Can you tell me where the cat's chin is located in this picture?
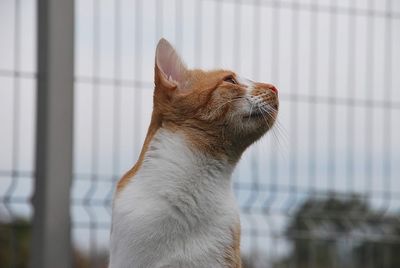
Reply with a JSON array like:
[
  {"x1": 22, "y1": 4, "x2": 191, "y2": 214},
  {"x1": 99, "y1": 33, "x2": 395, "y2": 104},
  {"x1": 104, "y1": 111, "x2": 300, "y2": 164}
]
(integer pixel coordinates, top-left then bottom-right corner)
[
  {"x1": 241, "y1": 110, "x2": 277, "y2": 128},
  {"x1": 237, "y1": 113, "x2": 277, "y2": 143}
]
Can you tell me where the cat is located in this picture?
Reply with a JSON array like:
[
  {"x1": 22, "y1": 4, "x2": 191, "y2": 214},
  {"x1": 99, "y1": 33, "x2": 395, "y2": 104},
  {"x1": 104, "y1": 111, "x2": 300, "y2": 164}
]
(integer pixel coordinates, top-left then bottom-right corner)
[{"x1": 110, "y1": 38, "x2": 279, "y2": 268}]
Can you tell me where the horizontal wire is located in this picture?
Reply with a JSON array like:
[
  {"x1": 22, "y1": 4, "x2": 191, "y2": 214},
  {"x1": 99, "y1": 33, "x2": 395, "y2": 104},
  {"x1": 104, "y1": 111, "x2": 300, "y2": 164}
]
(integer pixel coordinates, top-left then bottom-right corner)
[
  {"x1": 204, "y1": 0, "x2": 400, "y2": 20},
  {"x1": 2, "y1": 70, "x2": 398, "y2": 110},
  {"x1": 0, "y1": 69, "x2": 36, "y2": 79}
]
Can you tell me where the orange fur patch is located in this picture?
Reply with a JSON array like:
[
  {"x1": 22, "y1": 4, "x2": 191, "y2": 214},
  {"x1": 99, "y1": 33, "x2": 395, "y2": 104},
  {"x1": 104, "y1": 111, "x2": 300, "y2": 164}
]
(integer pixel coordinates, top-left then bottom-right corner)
[
  {"x1": 116, "y1": 67, "x2": 278, "y2": 193},
  {"x1": 117, "y1": 69, "x2": 247, "y2": 191},
  {"x1": 117, "y1": 49, "x2": 278, "y2": 190}
]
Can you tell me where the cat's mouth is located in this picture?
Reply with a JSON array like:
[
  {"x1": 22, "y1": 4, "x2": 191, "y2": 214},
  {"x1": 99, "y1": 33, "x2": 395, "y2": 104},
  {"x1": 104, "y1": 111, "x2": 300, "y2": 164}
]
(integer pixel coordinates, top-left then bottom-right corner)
[{"x1": 243, "y1": 111, "x2": 265, "y2": 119}]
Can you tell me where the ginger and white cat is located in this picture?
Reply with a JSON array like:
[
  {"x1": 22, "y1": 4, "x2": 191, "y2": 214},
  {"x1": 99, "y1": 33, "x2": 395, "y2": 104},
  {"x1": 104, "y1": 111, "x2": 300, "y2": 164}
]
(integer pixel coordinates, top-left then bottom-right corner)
[{"x1": 110, "y1": 38, "x2": 279, "y2": 268}]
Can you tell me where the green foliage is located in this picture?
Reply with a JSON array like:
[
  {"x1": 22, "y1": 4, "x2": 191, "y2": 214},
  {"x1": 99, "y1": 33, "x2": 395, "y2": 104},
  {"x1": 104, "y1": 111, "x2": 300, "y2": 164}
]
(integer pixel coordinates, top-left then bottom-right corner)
[
  {"x1": 276, "y1": 195, "x2": 400, "y2": 268},
  {"x1": 1, "y1": 198, "x2": 399, "y2": 268},
  {"x1": 0, "y1": 219, "x2": 31, "y2": 268},
  {"x1": 0, "y1": 219, "x2": 108, "y2": 268}
]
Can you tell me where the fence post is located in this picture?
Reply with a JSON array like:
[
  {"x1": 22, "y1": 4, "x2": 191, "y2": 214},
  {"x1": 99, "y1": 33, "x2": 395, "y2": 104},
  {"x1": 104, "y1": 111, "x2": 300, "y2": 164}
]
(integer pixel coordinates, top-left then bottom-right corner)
[{"x1": 31, "y1": 0, "x2": 74, "y2": 267}]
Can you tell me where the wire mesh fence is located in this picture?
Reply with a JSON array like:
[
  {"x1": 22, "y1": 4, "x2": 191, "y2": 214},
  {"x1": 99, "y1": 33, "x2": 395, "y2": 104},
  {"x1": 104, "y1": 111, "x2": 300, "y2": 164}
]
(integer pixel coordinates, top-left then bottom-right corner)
[
  {"x1": 0, "y1": 0, "x2": 36, "y2": 267},
  {"x1": 1, "y1": 0, "x2": 400, "y2": 267}
]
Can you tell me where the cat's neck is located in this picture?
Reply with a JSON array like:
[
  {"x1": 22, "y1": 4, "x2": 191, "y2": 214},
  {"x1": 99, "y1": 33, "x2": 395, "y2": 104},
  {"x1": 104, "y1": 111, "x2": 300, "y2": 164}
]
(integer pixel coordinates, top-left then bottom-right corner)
[
  {"x1": 140, "y1": 127, "x2": 235, "y2": 186},
  {"x1": 160, "y1": 121, "x2": 244, "y2": 164}
]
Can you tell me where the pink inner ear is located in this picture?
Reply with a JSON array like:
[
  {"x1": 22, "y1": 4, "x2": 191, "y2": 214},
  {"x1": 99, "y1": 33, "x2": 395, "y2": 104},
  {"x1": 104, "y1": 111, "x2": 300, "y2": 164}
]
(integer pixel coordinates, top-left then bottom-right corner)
[{"x1": 156, "y1": 39, "x2": 187, "y2": 85}]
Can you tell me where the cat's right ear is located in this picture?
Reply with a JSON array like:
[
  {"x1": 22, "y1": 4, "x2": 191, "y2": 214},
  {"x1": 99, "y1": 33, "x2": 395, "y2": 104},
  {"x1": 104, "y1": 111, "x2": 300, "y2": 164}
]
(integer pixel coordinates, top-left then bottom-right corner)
[{"x1": 154, "y1": 38, "x2": 187, "y2": 91}]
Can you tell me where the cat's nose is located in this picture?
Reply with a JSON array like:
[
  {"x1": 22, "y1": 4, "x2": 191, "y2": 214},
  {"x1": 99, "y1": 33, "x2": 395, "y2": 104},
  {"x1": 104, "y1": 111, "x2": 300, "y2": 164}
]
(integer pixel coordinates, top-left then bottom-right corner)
[{"x1": 255, "y1": 83, "x2": 278, "y2": 95}]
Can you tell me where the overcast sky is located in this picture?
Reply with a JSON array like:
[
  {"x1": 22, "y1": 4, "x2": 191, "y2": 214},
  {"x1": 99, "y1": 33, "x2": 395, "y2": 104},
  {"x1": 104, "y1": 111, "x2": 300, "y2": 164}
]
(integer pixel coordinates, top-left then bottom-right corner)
[{"x1": 1, "y1": 0, "x2": 400, "y2": 258}]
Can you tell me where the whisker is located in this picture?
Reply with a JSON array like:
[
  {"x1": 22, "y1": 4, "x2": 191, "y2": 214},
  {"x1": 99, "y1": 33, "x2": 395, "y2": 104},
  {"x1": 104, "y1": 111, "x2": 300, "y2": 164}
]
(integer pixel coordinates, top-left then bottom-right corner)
[
  {"x1": 213, "y1": 97, "x2": 244, "y2": 114},
  {"x1": 257, "y1": 107, "x2": 284, "y2": 155},
  {"x1": 257, "y1": 105, "x2": 289, "y2": 161},
  {"x1": 247, "y1": 103, "x2": 254, "y2": 124}
]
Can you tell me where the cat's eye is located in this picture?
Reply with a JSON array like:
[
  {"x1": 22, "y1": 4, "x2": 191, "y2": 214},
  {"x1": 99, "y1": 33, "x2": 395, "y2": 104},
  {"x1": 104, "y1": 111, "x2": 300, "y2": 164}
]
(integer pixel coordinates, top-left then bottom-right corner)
[{"x1": 223, "y1": 76, "x2": 237, "y2": 85}]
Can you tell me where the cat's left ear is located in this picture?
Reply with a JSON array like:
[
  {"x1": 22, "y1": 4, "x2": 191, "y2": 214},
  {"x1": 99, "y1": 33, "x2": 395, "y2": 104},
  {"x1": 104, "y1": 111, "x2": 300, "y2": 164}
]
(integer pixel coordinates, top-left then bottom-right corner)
[{"x1": 154, "y1": 38, "x2": 187, "y2": 90}]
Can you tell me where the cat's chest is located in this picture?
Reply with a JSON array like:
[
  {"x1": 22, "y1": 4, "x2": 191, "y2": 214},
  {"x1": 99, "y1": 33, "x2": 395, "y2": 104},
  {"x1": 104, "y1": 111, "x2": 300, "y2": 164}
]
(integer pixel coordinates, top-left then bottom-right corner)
[
  {"x1": 112, "y1": 183, "x2": 239, "y2": 268},
  {"x1": 110, "y1": 130, "x2": 240, "y2": 267},
  {"x1": 112, "y1": 172, "x2": 239, "y2": 268}
]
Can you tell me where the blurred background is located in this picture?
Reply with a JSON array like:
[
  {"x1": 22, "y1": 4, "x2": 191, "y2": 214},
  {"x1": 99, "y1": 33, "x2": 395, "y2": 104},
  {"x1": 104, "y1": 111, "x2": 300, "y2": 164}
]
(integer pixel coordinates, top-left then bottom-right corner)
[{"x1": 1, "y1": 0, "x2": 400, "y2": 267}]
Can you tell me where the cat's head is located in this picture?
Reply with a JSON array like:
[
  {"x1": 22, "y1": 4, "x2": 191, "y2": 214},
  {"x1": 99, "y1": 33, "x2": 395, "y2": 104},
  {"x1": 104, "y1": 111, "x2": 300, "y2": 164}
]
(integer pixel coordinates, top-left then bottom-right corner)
[{"x1": 152, "y1": 38, "x2": 278, "y2": 160}]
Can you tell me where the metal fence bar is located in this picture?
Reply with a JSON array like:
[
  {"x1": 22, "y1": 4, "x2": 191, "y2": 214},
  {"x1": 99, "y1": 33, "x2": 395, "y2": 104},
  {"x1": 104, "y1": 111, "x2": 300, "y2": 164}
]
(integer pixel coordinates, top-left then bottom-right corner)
[
  {"x1": 4, "y1": 1, "x2": 22, "y2": 266},
  {"x1": 31, "y1": 0, "x2": 74, "y2": 267}
]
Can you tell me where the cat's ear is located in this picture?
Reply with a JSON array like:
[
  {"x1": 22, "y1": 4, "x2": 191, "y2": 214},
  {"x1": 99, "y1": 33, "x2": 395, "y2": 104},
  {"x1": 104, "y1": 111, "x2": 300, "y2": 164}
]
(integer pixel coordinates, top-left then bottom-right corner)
[{"x1": 154, "y1": 38, "x2": 187, "y2": 90}]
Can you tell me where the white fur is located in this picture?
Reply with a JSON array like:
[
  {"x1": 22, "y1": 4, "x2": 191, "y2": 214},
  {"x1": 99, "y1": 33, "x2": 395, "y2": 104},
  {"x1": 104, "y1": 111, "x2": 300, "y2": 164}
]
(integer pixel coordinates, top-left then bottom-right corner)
[
  {"x1": 236, "y1": 76, "x2": 254, "y2": 92},
  {"x1": 110, "y1": 128, "x2": 240, "y2": 268}
]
